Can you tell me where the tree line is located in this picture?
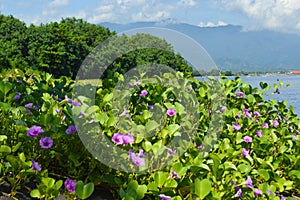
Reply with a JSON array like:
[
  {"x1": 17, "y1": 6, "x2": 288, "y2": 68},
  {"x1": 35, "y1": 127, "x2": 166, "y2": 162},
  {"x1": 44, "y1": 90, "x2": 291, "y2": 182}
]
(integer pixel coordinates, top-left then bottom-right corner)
[{"x1": 0, "y1": 15, "x2": 193, "y2": 79}]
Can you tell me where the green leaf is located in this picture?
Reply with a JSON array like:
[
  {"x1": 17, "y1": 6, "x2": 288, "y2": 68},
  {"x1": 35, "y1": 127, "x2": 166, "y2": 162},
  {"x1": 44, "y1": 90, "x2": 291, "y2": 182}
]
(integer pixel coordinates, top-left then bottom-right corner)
[
  {"x1": 153, "y1": 172, "x2": 168, "y2": 187},
  {"x1": 258, "y1": 169, "x2": 270, "y2": 181},
  {"x1": 195, "y1": 178, "x2": 212, "y2": 199},
  {"x1": 54, "y1": 180, "x2": 63, "y2": 190},
  {"x1": 0, "y1": 135, "x2": 7, "y2": 142},
  {"x1": 135, "y1": 184, "x2": 147, "y2": 200},
  {"x1": 0, "y1": 145, "x2": 11, "y2": 153},
  {"x1": 75, "y1": 181, "x2": 94, "y2": 200},
  {"x1": 30, "y1": 189, "x2": 41, "y2": 198},
  {"x1": 103, "y1": 93, "x2": 113, "y2": 102},
  {"x1": 145, "y1": 120, "x2": 159, "y2": 132},
  {"x1": 95, "y1": 112, "x2": 109, "y2": 125}
]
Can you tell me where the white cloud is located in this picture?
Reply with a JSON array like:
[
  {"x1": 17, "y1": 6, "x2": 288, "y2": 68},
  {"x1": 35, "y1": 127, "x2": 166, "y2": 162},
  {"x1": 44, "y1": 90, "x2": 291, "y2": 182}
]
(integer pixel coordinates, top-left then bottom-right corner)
[
  {"x1": 198, "y1": 21, "x2": 228, "y2": 27},
  {"x1": 49, "y1": 0, "x2": 69, "y2": 8},
  {"x1": 218, "y1": 0, "x2": 300, "y2": 33},
  {"x1": 178, "y1": 0, "x2": 197, "y2": 8}
]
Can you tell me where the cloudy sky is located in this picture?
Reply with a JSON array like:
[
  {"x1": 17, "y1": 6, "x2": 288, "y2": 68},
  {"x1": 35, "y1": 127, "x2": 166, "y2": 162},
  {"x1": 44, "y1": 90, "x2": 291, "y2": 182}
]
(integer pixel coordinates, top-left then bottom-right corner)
[{"x1": 1, "y1": 0, "x2": 300, "y2": 34}]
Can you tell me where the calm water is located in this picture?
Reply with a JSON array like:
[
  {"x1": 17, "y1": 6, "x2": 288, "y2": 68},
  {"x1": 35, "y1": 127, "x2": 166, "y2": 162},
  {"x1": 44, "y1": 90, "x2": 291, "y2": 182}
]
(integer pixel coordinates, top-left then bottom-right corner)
[{"x1": 234, "y1": 75, "x2": 300, "y2": 117}]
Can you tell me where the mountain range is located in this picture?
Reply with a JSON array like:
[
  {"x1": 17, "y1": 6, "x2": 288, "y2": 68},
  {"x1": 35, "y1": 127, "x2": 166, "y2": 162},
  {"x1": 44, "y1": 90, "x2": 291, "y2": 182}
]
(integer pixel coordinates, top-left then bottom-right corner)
[{"x1": 100, "y1": 21, "x2": 300, "y2": 72}]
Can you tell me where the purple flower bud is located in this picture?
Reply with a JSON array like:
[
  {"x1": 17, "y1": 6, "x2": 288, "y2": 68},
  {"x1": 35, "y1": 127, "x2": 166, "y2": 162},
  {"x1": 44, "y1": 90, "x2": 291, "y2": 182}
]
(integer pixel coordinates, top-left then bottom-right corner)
[
  {"x1": 253, "y1": 111, "x2": 261, "y2": 117},
  {"x1": 221, "y1": 106, "x2": 227, "y2": 113},
  {"x1": 31, "y1": 160, "x2": 41, "y2": 171},
  {"x1": 237, "y1": 91, "x2": 244, "y2": 98},
  {"x1": 159, "y1": 194, "x2": 172, "y2": 200},
  {"x1": 262, "y1": 122, "x2": 269, "y2": 128},
  {"x1": 14, "y1": 93, "x2": 21, "y2": 100},
  {"x1": 244, "y1": 176, "x2": 253, "y2": 188},
  {"x1": 25, "y1": 103, "x2": 33, "y2": 108},
  {"x1": 66, "y1": 125, "x2": 77, "y2": 134},
  {"x1": 272, "y1": 120, "x2": 279, "y2": 128},
  {"x1": 254, "y1": 189, "x2": 262, "y2": 197},
  {"x1": 242, "y1": 148, "x2": 250, "y2": 157},
  {"x1": 129, "y1": 149, "x2": 145, "y2": 167}
]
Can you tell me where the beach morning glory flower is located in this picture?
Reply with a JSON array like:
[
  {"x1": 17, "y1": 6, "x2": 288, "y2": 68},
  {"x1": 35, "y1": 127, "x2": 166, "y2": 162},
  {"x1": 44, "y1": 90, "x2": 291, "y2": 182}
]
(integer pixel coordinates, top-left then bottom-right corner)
[
  {"x1": 253, "y1": 111, "x2": 261, "y2": 117},
  {"x1": 64, "y1": 178, "x2": 76, "y2": 193},
  {"x1": 242, "y1": 148, "x2": 250, "y2": 157},
  {"x1": 254, "y1": 189, "x2": 262, "y2": 197},
  {"x1": 166, "y1": 108, "x2": 176, "y2": 117},
  {"x1": 280, "y1": 195, "x2": 286, "y2": 200},
  {"x1": 236, "y1": 113, "x2": 241, "y2": 119},
  {"x1": 122, "y1": 133, "x2": 134, "y2": 145},
  {"x1": 243, "y1": 136, "x2": 252, "y2": 143},
  {"x1": 158, "y1": 194, "x2": 172, "y2": 200},
  {"x1": 31, "y1": 160, "x2": 41, "y2": 171},
  {"x1": 237, "y1": 91, "x2": 244, "y2": 98},
  {"x1": 27, "y1": 126, "x2": 44, "y2": 138},
  {"x1": 233, "y1": 122, "x2": 241, "y2": 131},
  {"x1": 39, "y1": 137, "x2": 53, "y2": 149},
  {"x1": 129, "y1": 149, "x2": 145, "y2": 167},
  {"x1": 296, "y1": 130, "x2": 300, "y2": 135},
  {"x1": 120, "y1": 108, "x2": 130, "y2": 117},
  {"x1": 66, "y1": 125, "x2": 77, "y2": 134},
  {"x1": 167, "y1": 148, "x2": 176, "y2": 156},
  {"x1": 256, "y1": 130, "x2": 262, "y2": 137},
  {"x1": 112, "y1": 132, "x2": 124, "y2": 145},
  {"x1": 272, "y1": 120, "x2": 279, "y2": 128},
  {"x1": 244, "y1": 176, "x2": 253, "y2": 188},
  {"x1": 169, "y1": 171, "x2": 180, "y2": 179},
  {"x1": 148, "y1": 105, "x2": 153, "y2": 110},
  {"x1": 291, "y1": 134, "x2": 297, "y2": 140},
  {"x1": 138, "y1": 149, "x2": 146, "y2": 158},
  {"x1": 25, "y1": 103, "x2": 33, "y2": 108},
  {"x1": 234, "y1": 187, "x2": 243, "y2": 198},
  {"x1": 14, "y1": 93, "x2": 21, "y2": 100},
  {"x1": 262, "y1": 122, "x2": 269, "y2": 128},
  {"x1": 243, "y1": 109, "x2": 253, "y2": 119},
  {"x1": 221, "y1": 106, "x2": 227, "y2": 113},
  {"x1": 139, "y1": 90, "x2": 148, "y2": 97}
]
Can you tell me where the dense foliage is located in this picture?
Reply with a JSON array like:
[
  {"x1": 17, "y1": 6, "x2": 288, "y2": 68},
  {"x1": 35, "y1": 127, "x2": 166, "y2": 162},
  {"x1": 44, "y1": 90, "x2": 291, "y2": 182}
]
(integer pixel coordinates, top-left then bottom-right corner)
[
  {"x1": 0, "y1": 15, "x2": 192, "y2": 79},
  {"x1": 0, "y1": 68, "x2": 299, "y2": 199}
]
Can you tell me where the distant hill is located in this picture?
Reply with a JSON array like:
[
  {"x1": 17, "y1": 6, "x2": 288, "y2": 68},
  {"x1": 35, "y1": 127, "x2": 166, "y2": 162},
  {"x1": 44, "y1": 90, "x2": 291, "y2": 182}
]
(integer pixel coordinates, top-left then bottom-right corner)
[{"x1": 100, "y1": 21, "x2": 300, "y2": 72}]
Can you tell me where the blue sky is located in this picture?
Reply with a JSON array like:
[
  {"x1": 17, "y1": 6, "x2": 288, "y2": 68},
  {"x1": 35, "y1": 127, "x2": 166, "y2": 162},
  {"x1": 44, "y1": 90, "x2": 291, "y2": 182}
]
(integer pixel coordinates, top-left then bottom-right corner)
[{"x1": 1, "y1": 0, "x2": 300, "y2": 34}]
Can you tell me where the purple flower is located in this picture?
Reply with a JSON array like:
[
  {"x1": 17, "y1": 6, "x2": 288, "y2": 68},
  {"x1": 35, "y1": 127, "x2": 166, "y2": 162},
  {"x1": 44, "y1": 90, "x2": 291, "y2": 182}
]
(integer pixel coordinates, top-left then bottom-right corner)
[
  {"x1": 129, "y1": 149, "x2": 145, "y2": 167},
  {"x1": 169, "y1": 171, "x2": 180, "y2": 179},
  {"x1": 253, "y1": 111, "x2": 261, "y2": 117},
  {"x1": 27, "y1": 126, "x2": 44, "y2": 138},
  {"x1": 169, "y1": 98, "x2": 174, "y2": 102},
  {"x1": 237, "y1": 91, "x2": 244, "y2": 98},
  {"x1": 289, "y1": 126, "x2": 294, "y2": 131},
  {"x1": 291, "y1": 134, "x2": 297, "y2": 140},
  {"x1": 66, "y1": 125, "x2": 77, "y2": 134},
  {"x1": 243, "y1": 109, "x2": 253, "y2": 119},
  {"x1": 280, "y1": 195, "x2": 286, "y2": 200},
  {"x1": 14, "y1": 93, "x2": 21, "y2": 100},
  {"x1": 236, "y1": 113, "x2": 241, "y2": 119},
  {"x1": 243, "y1": 136, "x2": 252, "y2": 143},
  {"x1": 31, "y1": 160, "x2": 41, "y2": 171},
  {"x1": 39, "y1": 137, "x2": 53, "y2": 149},
  {"x1": 166, "y1": 108, "x2": 176, "y2": 117},
  {"x1": 133, "y1": 80, "x2": 141, "y2": 86},
  {"x1": 138, "y1": 149, "x2": 146, "y2": 158},
  {"x1": 256, "y1": 130, "x2": 262, "y2": 137},
  {"x1": 112, "y1": 132, "x2": 134, "y2": 145},
  {"x1": 148, "y1": 105, "x2": 153, "y2": 110},
  {"x1": 167, "y1": 148, "x2": 176, "y2": 156},
  {"x1": 254, "y1": 189, "x2": 262, "y2": 197},
  {"x1": 262, "y1": 122, "x2": 269, "y2": 128},
  {"x1": 272, "y1": 120, "x2": 279, "y2": 128},
  {"x1": 221, "y1": 106, "x2": 227, "y2": 113},
  {"x1": 278, "y1": 115, "x2": 282, "y2": 120},
  {"x1": 296, "y1": 130, "x2": 300, "y2": 135},
  {"x1": 65, "y1": 95, "x2": 81, "y2": 107},
  {"x1": 244, "y1": 176, "x2": 253, "y2": 188},
  {"x1": 242, "y1": 148, "x2": 250, "y2": 157},
  {"x1": 122, "y1": 133, "x2": 134, "y2": 145},
  {"x1": 233, "y1": 122, "x2": 241, "y2": 131},
  {"x1": 120, "y1": 108, "x2": 130, "y2": 117},
  {"x1": 64, "y1": 178, "x2": 76, "y2": 193},
  {"x1": 234, "y1": 187, "x2": 243, "y2": 198},
  {"x1": 139, "y1": 90, "x2": 148, "y2": 97},
  {"x1": 158, "y1": 194, "x2": 172, "y2": 200},
  {"x1": 25, "y1": 103, "x2": 33, "y2": 108},
  {"x1": 112, "y1": 132, "x2": 124, "y2": 145},
  {"x1": 79, "y1": 111, "x2": 85, "y2": 116}
]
